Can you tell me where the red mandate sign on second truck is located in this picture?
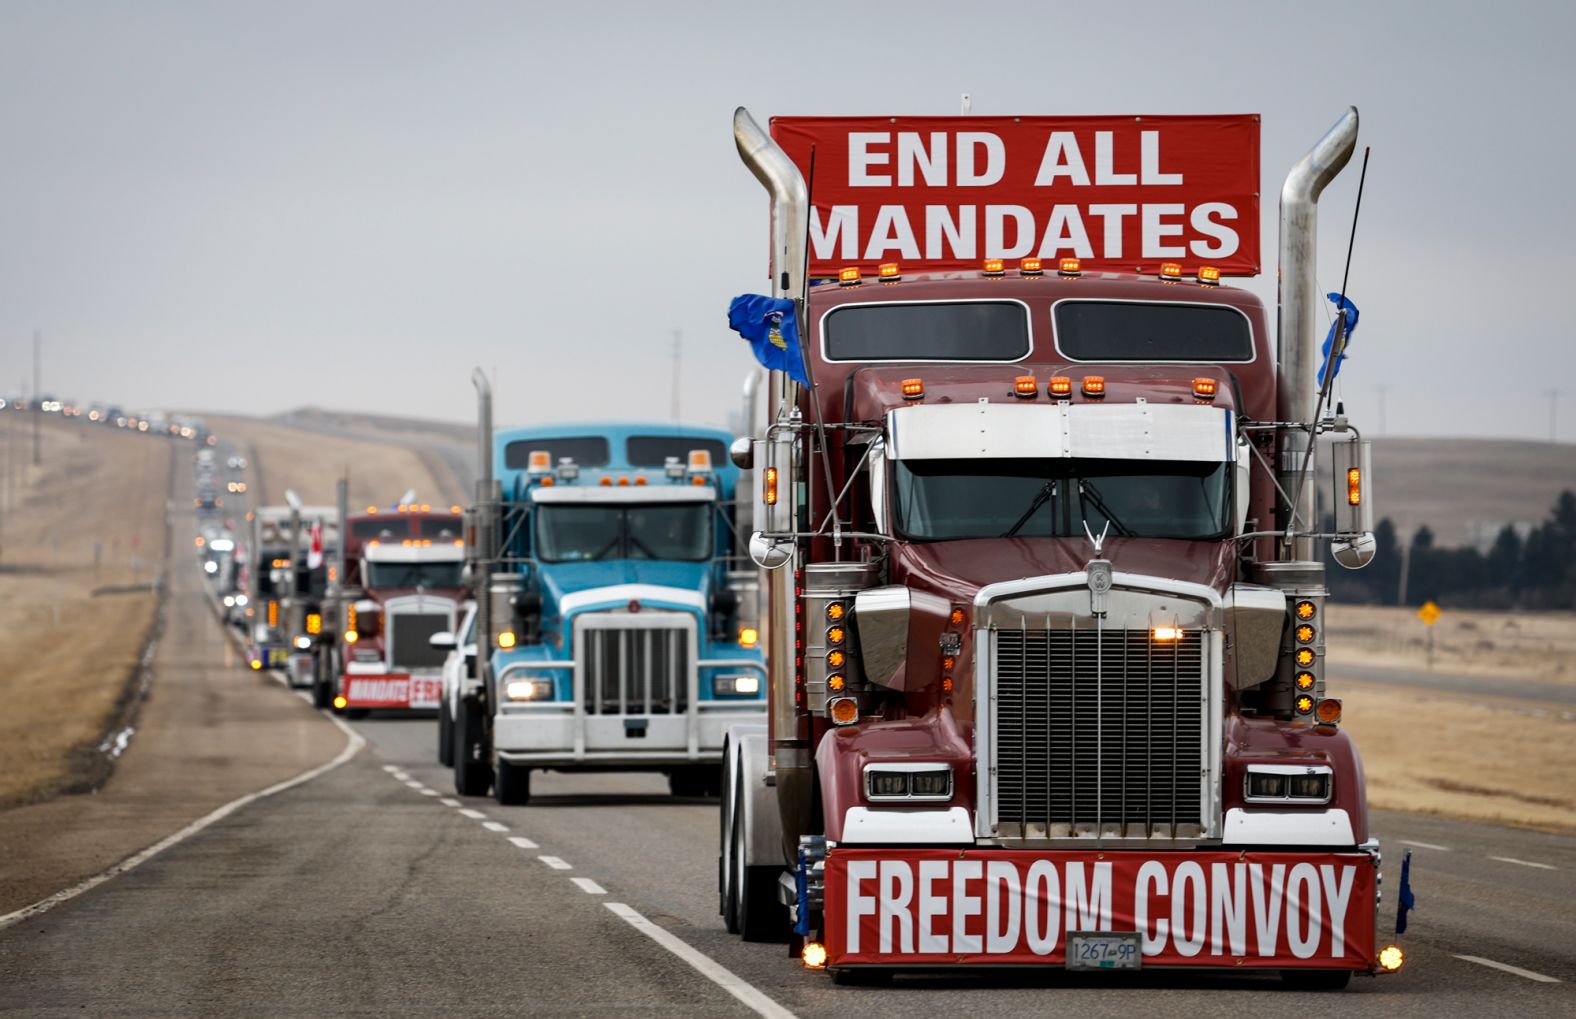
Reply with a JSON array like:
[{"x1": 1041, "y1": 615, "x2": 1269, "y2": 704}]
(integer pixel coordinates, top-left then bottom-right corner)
[
  {"x1": 825, "y1": 849, "x2": 1376, "y2": 968},
  {"x1": 770, "y1": 115, "x2": 1260, "y2": 277}
]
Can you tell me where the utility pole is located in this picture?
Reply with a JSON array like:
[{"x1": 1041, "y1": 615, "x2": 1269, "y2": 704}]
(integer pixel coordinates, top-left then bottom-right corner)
[
  {"x1": 1545, "y1": 389, "x2": 1561, "y2": 443},
  {"x1": 670, "y1": 329, "x2": 683, "y2": 421},
  {"x1": 32, "y1": 329, "x2": 41, "y2": 466}
]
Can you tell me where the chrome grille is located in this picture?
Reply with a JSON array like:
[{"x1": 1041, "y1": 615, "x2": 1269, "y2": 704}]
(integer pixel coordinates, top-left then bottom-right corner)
[
  {"x1": 389, "y1": 613, "x2": 448, "y2": 669},
  {"x1": 993, "y1": 626, "x2": 1204, "y2": 839},
  {"x1": 582, "y1": 624, "x2": 690, "y2": 715}
]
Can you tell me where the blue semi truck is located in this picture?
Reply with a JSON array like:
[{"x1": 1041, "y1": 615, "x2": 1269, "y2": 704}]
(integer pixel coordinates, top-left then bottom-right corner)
[{"x1": 444, "y1": 379, "x2": 766, "y2": 804}]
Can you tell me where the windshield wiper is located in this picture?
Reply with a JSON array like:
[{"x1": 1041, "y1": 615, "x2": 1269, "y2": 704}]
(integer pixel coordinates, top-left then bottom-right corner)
[
  {"x1": 1077, "y1": 479, "x2": 1133, "y2": 538},
  {"x1": 1002, "y1": 480, "x2": 1057, "y2": 538}
]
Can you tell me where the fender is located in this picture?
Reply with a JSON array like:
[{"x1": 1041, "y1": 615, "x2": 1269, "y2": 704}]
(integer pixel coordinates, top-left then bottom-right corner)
[
  {"x1": 816, "y1": 706, "x2": 974, "y2": 844},
  {"x1": 1223, "y1": 713, "x2": 1368, "y2": 844}
]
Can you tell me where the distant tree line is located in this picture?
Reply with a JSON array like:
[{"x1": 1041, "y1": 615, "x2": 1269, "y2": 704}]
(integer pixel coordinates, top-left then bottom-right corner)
[{"x1": 1326, "y1": 490, "x2": 1576, "y2": 609}]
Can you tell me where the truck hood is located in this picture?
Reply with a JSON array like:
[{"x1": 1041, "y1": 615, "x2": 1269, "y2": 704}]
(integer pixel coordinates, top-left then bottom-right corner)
[
  {"x1": 891, "y1": 536, "x2": 1235, "y2": 605},
  {"x1": 537, "y1": 560, "x2": 711, "y2": 616}
]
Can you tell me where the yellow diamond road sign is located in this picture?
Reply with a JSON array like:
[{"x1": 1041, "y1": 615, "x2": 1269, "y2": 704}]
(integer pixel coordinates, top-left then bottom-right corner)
[{"x1": 1418, "y1": 600, "x2": 1441, "y2": 626}]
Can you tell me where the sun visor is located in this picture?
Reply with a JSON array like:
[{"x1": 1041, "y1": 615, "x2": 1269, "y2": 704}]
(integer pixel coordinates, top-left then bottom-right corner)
[{"x1": 887, "y1": 401, "x2": 1233, "y2": 463}]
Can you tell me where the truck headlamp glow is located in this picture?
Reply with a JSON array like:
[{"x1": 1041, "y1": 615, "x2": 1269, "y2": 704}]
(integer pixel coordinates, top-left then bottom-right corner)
[
  {"x1": 1246, "y1": 766, "x2": 1331, "y2": 803},
  {"x1": 294, "y1": 635, "x2": 312, "y2": 651},
  {"x1": 737, "y1": 626, "x2": 759, "y2": 648},
  {"x1": 712, "y1": 675, "x2": 761, "y2": 696},
  {"x1": 497, "y1": 630, "x2": 517, "y2": 649},
  {"x1": 1151, "y1": 626, "x2": 1183, "y2": 642},
  {"x1": 1378, "y1": 944, "x2": 1405, "y2": 972},
  {"x1": 344, "y1": 629, "x2": 358, "y2": 644},
  {"x1": 505, "y1": 678, "x2": 554, "y2": 701}
]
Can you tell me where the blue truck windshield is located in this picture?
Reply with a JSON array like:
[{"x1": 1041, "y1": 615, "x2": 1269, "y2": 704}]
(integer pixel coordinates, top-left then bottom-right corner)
[
  {"x1": 893, "y1": 458, "x2": 1231, "y2": 541},
  {"x1": 535, "y1": 503, "x2": 712, "y2": 563},
  {"x1": 365, "y1": 561, "x2": 465, "y2": 588}
]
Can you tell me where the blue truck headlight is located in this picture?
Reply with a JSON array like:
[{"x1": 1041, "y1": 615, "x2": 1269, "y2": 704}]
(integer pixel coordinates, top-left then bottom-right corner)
[
  {"x1": 712, "y1": 675, "x2": 761, "y2": 697},
  {"x1": 505, "y1": 678, "x2": 555, "y2": 702}
]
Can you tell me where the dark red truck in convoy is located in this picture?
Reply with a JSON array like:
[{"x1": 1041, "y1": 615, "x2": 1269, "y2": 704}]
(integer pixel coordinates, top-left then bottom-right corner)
[{"x1": 717, "y1": 107, "x2": 1404, "y2": 987}]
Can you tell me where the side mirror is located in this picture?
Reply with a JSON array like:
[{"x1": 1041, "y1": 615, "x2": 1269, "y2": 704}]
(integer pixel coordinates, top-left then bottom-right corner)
[
  {"x1": 1332, "y1": 533, "x2": 1377, "y2": 570},
  {"x1": 748, "y1": 531, "x2": 793, "y2": 569},
  {"x1": 429, "y1": 631, "x2": 457, "y2": 650},
  {"x1": 729, "y1": 436, "x2": 753, "y2": 470},
  {"x1": 1330, "y1": 440, "x2": 1375, "y2": 570}
]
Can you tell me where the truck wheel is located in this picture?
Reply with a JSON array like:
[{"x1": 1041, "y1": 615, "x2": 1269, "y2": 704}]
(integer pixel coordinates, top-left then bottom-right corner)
[
  {"x1": 437, "y1": 690, "x2": 454, "y2": 767},
  {"x1": 453, "y1": 697, "x2": 491, "y2": 797},
  {"x1": 720, "y1": 756, "x2": 738, "y2": 929},
  {"x1": 733, "y1": 784, "x2": 786, "y2": 942},
  {"x1": 494, "y1": 760, "x2": 531, "y2": 806},
  {"x1": 1280, "y1": 969, "x2": 1352, "y2": 991},
  {"x1": 311, "y1": 669, "x2": 333, "y2": 710}
]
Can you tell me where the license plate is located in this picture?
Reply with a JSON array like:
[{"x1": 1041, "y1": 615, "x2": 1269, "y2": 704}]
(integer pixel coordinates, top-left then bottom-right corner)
[{"x1": 1066, "y1": 931, "x2": 1141, "y2": 971}]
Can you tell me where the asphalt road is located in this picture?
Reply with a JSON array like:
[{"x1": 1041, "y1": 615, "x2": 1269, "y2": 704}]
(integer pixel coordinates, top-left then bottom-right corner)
[{"x1": 2, "y1": 457, "x2": 1574, "y2": 1015}]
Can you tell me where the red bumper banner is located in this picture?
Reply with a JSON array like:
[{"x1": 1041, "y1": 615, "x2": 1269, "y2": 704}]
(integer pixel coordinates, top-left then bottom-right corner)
[
  {"x1": 343, "y1": 675, "x2": 442, "y2": 709},
  {"x1": 770, "y1": 115, "x2": 1260, "y2": 277},
  {"x1": 824, "y1": 848, "x2": 1376, "y2": 968}
]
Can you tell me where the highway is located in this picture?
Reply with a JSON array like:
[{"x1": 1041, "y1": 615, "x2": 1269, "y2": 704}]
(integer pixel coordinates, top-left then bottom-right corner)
[{"x1": 2, "y1": 455, "x2": 1574, "y2": 1017}]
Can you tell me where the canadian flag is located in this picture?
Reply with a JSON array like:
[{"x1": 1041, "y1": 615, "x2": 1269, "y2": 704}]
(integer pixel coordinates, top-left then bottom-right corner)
[{"x1": 307, "y1": 520, "x2": 324, "y2": 570}]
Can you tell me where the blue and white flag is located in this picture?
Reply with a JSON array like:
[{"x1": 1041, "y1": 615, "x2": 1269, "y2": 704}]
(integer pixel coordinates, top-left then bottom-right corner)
[
  {"x1": 1317, "y1": 292, "x2": 1360, "y2": 388},
  {"x1": 728, "y1": 294, "x2": 809, "y2": 386}
]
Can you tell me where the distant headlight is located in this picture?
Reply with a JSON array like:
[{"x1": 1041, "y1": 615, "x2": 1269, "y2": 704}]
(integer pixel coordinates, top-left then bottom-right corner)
[
  {"x1": 294, "y1": 636, "x2": 312, "y2": 650},
  {"x1": 234, "y1": 594, "x2": 249, "y2": 607},
  {"x1": 712, "y1": 675, "x2": 761, "y2": 697},
  {"x1": 203, "y1": 560, "x2": 219, "y2": 574},
  {"x1": 223, "y1": 595, "x2": 236, "y2": 607},
  {"x1": 505, "y1": 678, "x2": 555, "y2": 702}
]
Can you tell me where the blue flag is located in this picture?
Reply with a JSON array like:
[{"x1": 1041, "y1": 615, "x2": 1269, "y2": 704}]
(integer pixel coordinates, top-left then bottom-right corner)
[
  {"x1": 1317, "y1": 292, "x2": 1360, "y2": 388},
  {"x1": 728, "y1": 294, "x2": 809, "y2": 385}
]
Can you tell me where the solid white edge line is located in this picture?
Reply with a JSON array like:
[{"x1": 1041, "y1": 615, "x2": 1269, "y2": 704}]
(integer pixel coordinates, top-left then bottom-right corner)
[
  {"x1": 570, "y1": 878, "x2": 606, "y2": 895},
  {"x1": 0, "y1": 713, "x2": 365, "y2": 932},
  {"x1": 604, "y1": 902, "x2": 797, "y2": 1019},
  {"x1": 508, "y1": 836, "x2": 539, "y2": 850},
  {"x1": 1398, "y1": 839, "x2": 1451, "y2": 851},
  {"x1": 538, "y1": 856, "x2": 573, "y2": 870},
  {"x1": 1454, "y1": 954, "x2": 1561, "y2": 983},
  {"x1": 1489, "y1": 856, "x2": 1557, "y2": 870},
  {"x1": 482, "y1": 821, "x2": 510, "y2": 833}
]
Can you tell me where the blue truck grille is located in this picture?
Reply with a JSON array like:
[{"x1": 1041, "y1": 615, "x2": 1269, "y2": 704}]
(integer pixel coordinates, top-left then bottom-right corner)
[{"x1": 582, "y1": 624, "x2": 689, "y2": 715}]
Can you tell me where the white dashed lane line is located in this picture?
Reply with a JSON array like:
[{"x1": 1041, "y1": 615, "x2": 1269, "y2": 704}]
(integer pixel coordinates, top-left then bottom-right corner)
[
  {"x1": 420, "y1": 788, "x2": 439, "y2": 796},
  {"x1": 439, "y1": 797, "x2": 461, "y2": 808},
  {"x1": 1490, "y1": 856, "x2": 1557, "y2": 871},
  {"x1": 539, "y1": 856, "x2": 573, "y2": 870},
  {"x1": 1398, "y1": 839, "x2": 1451, "y2": 851},
  {"x1": 571, "y1": 878, "x2": 607, "y2": 895},
  {"x1": 404, "y1": 780, "x2": 425, "y2": 790},
  {"x1": 482, "y1": 821, "x2": 510, "y2": 833},
  {"x1": 458, "y1": 808, "x2": 488, "y2": 820},
  {"x1": 381, "y1": 765, "x2": 400, "y2": 773},
  {"x1": 508, "y1": 836, "x2": 539, "y2": 850},
  {"x1": 1454, "y1": 955, "x2": 1562, "y2": 983}
]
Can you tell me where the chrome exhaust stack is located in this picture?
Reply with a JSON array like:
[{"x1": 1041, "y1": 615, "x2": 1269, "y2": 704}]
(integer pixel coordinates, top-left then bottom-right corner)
[
  {"x1": 1276, "y1": 107, "x2": 1358, "y2": 562},
  {"x1": 471, "y1": 367, "x2": 498, "y2": 687}
]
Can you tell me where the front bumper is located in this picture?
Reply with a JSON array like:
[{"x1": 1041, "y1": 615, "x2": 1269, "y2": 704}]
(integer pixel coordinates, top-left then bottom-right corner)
[
  {"x1": 493, "y1": 704, "x2": 766, "y2": 766},
  {"x1": 340, "y1": 667, "x2": 442, "y2": 709}
]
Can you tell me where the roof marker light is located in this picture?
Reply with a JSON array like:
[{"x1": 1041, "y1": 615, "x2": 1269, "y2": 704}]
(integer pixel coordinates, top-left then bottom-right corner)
[
  {"x1": 688, "y1": 449, "x2": 712, "y2": 473},
  {"x1": 1198, "y1": 265, "x2": 1222, "y2": 286},
  {"x1": 1020, "y1": 258, "x2": 1043, "y2": 277},
  {"x1": 599, "y1": 477, "x2": 613, "y2": 487},
  {"x1": 878, "y1": 262, "x2": 901, "y2": 281},
  {"x1": 838, "y1": 266, "x2": 861, "y2": 287},
  {"x1": 1014, "y1": 376, "x2": 1037, "y2": 399},
  {"x1": 1048, "y1": 376, "x2": 1072, "y2": 398},
  {"x1": 634, "y1": 476, "x2": 648, "y2": 486},
  {"x1": 901, "y1": 378, "x2": 924, "y2": 400},
  {"x1": 1159, "y1": 262, "x2": 1183, "y2": 281},
  {"x1": 617, "y1": 476, "x2": 630, "y2": 487},
  {"x1": 981, "y1": 258, "x2": 1005, "y2": 278},
  {"x1": 1192, "y1": 377, "x2": 1219, "y2": 400},
  {"x1": 527, "y1": 450, "x2": 552, "y2": 475},
  {"x1": 1082, "y1": 375, "x2": 1106, "y2": 398},
  {"x1": 1058, "y1": 257, "x2": 1082, "y2": 277}
]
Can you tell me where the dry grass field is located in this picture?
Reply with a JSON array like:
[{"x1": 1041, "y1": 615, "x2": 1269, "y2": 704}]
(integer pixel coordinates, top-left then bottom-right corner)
[
  {"x1": 1326, "y1": 603, "x2": 1576, "y2": 685},
  {"x1": 203, "y1": 414, "x2": 462, "y2": 508},
  {"x1": 0, "y1": 416, "x2": 172, "y2": 807}
]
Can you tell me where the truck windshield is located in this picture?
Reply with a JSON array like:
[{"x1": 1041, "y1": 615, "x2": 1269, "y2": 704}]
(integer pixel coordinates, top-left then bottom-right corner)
[
  {"x1": 892, "y1": 457, "x2": 1231, "y2": 541},
  {"x1": 365, "y1": 561, "x2": 465, "y2": 588},
  {"x1": 535, "y1": 504, "x2": 712, "y2": 563}
]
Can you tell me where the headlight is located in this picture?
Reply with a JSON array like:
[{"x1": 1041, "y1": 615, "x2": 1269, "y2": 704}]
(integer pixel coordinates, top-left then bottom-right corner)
[
  {"x1": 203, "y1": 560, "x2": 218, "y2": 574},
  {"x1": 1245, "y1": 765, "x2": 1332, "y2": 804},
  {"x1": 865, "y1": 764, "x2": 953, "y2": 802},
  {"x1": 505, "y1": 678, "x2": 555, "y2": 701},
  {"x1": 294, "y1": 636, "x2": 312, "y2": 650},
  {"x1": 223, "y1": 595, "x2": 235, "y2": 607},
  {"x1": 712, "y1": 675, "x2": 761, "y2": 697},
  {"x1": 234, "y1": 594, "x2": 249, "y2": 607}
]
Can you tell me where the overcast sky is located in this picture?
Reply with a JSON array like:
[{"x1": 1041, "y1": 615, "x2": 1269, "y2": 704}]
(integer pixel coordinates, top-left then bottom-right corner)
[{"x1": 1, "y1": 1, "x2": 1571, "y2": 440}]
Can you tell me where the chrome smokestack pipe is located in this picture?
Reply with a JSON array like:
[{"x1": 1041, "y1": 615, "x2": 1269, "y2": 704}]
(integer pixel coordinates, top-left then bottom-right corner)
[
  {"x1": 734, "y1": 107, "x2": 808, "y2": 303},
  {"x1": 1276, "y1": 107, "x2": 1358, "y2": 561}
]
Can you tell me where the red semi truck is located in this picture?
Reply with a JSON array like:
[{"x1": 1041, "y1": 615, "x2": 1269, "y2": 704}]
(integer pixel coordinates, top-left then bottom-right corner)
[
  {"x1": 718, "y1": 107, "x2": 1405, "y2": 987},
  {"x1": 316, "y1": 498, "x2": 468, "y2": 714}
]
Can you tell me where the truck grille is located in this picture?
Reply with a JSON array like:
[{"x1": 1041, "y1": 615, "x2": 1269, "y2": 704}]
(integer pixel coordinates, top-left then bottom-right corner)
[
  {"x1": 389, "y1": 613, "x2": 449, "y2": 669},
  {"x1": 582, "y1": 623, "x2": 690, "y2": 715},
  {"x1": 992, "y1": 626, "x2": 1204, "y2": 839}
]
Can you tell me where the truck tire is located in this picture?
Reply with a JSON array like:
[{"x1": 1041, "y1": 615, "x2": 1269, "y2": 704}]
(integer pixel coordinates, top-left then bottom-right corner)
[
  {"x1": 494, "y1": 760, "x2": 531, "y2": 806},
  {"x1": 1280, "y1": 969, "x2": 1352, "y2": 991},
  {"x1": 311, "y1": 666, "x2": 333, "y2": 710},
  {"x1": 732, "y1": 779, "x2": 786, "y2": 942},
  {"x1": 453, "y1": 696, "x2": 490, "y2": 797},
  {"x1": 720, "y1": 757, "x2": 738, "y2": 931},
  {"x1": 436, "y1": 690, "x2": 454, "y2": 767}
]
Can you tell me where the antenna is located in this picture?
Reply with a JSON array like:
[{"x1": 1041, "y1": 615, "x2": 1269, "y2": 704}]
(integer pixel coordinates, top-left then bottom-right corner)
[{"x1": 960, "y1": 93, "x2": 972, "y2": 115}]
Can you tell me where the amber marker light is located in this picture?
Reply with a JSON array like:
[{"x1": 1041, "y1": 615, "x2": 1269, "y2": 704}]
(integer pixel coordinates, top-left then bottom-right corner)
[
  {"x1": 1197, "y1": 265, "x2": 1222, "y2": 286},
  {"x1": 1159, "y1": 262, "x2": 1183, "y2": 281},
  {"x1": 333, "y1": 695, "x2": 348, "y2": 710},
  {"x1": 1315, "y1": 698, "x2": 1343, "y2": 724},
  {"x1": 1295, "y1": 648, "x2": 1316, "y2": 667},
  {"x1": 942, "y1": 677, "x2": 954, "y2": 693},
  {"x1": 1296, "y1": 624, "x2": 1316, "y2": 643},
  {"x1": 249, "y1": 659, "x2": 263, "y2": 671},
  {"x1": 1058, "y1": 257, "x2": 1082, "y2": 277},
  {"x1": 827, "y1": 649, "x2": 846, "y2": 668},
  {"x1": 1295, "y1": 694, "x2": 1315, "y2": 714},
  {"x1": 878, "y1": 262, "x2": 901, "y2": 281},
  {"x1": 763, "y1": 466, "x2": 779, "y2": 505},
  {"x1": 828, "y1": 697, "x2": 859, "y2": 726},
  {"x1": 827, "y1": 674, "x2": 846, "y2": 692},
  {"x1": 1014, "y1": 375, "x2": 1038, "y2": 398},
  {"x1": 738, "y1": 627, "x2": 759, "y2": 648},
  {"x1": 942, "y1": 656, "x2": 957, "y2": 672},
  {"x1": 1152, "y1": 626, "x2": 1183, "y2": 642},
  {"x1": 950, "y1": 608, "x2": 966, "y2": 626},
  {"x1": 826, "y1": 602, "x2": 846, "y2": 622},
  {"x1": 1048, "y1": 376, "x2": 1072, "y2": 398},
  {"x1": 838, "y1": 266, "x2": 862, "y2": 286},
  {"x1": 1295, "y1": 671, "x2": 1316, "y2": 690},
  {"x1": 1192, "y1": 377, "x2": 1218, "y2": 400},
  {"x1": 1295, "y1": 600, "x2": 1317, "y2": 620},
  {"x1": 901, "y1": 378, "x2": 925, "y2": 400},
  {"x1": 1082, "y1": 376, "x2": 1106, "y2": 398},
  {"x1": 598, "y1": 476, "x2": 613, "y2": 487},
  {"x1": 497, "y1": 630, "x2": 517, "y2": 649},
  {"x1": 344, "y1": 629, "x2": 359, "y2": 644},
  {"x1": 1347, "y1": 467, "x2": 1363, "y2": 506},
  {"x1": 826, "y1": 626, "x2": 846, "y2": 645},
  {"x1": 802, "y1": 941, "x2": 828, "y2": 969},
  {"x1": 1378, "y1": 945, "x2": 1405, "y2": 972},
  {"x1": 982, "y1": 258, "x2": 1005, "y2": 277},
  {"x1": 1020, "y1": 257, "x2": 1043, "y2": 277}
]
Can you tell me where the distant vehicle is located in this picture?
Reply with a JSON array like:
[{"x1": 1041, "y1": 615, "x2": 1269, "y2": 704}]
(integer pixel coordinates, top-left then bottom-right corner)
[
  {"x1": 227, "y1": 456, "x2": 248, "y2": 470},
  {"x1": 435, "y1": 603, "x2": 477, "y2": 767},
  {"x1": 195, "y1": 495, "x2": 223, "y2": 511}
]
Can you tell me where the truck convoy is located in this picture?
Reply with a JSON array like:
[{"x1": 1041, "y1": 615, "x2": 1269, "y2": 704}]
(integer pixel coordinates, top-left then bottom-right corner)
[
  {"x1": 449, "y1": 411, "x2": 768, "y2": 805},
  {"x1": 245, "y1": 500, "x2": 337, "y2": 682},
  {"x1": 716, "y1": 107, "x2": 1403, "y2": 987},
  {"x1": 314, "y1": 498, "x2": 468, "y2": 713}
]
